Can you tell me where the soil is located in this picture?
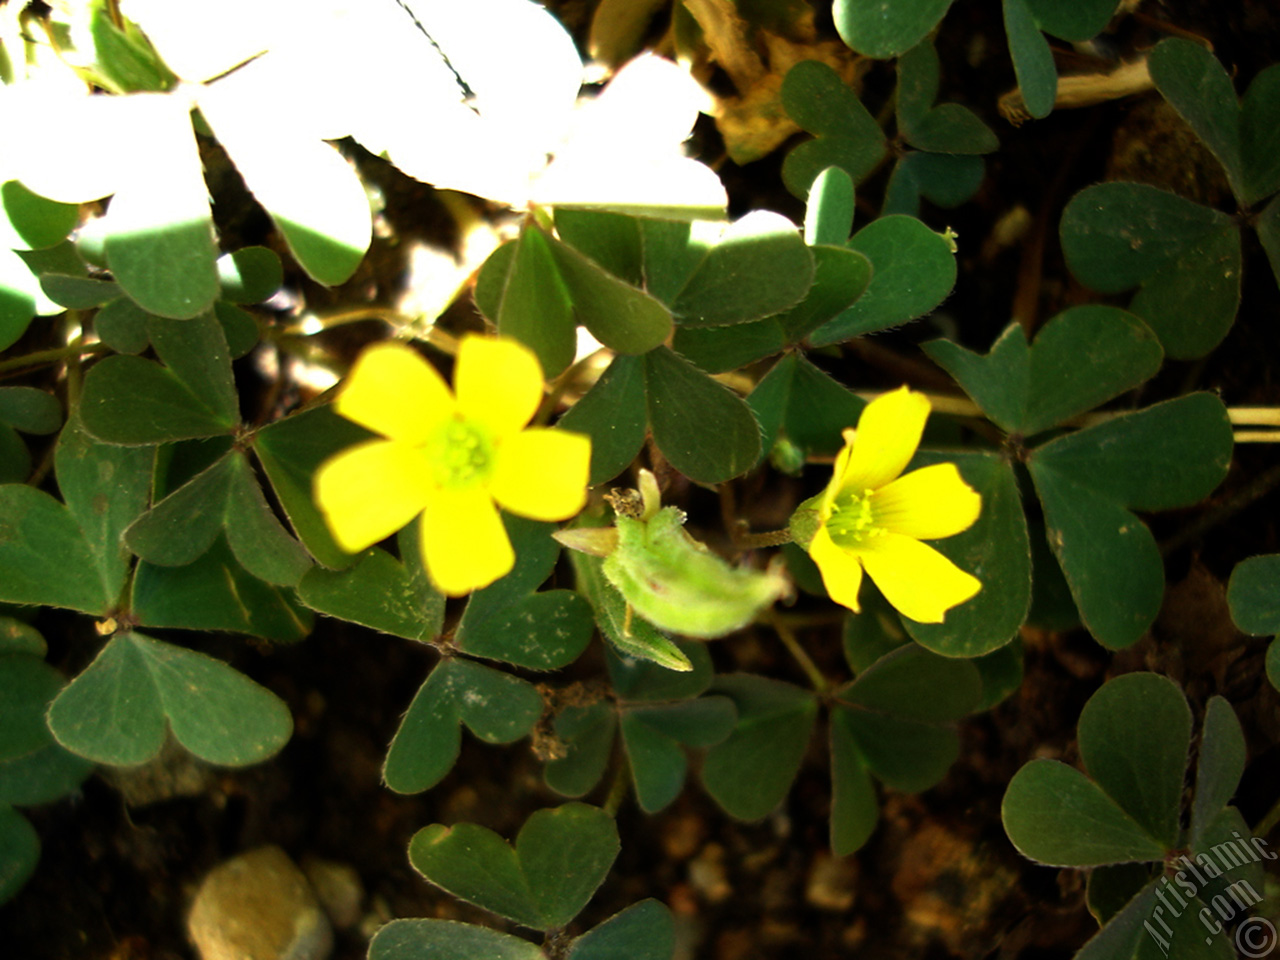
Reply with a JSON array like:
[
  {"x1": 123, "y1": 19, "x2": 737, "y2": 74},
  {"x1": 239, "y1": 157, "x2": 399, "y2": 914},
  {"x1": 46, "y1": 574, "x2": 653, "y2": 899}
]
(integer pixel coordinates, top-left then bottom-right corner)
[{"x1": 4, "y1": 2, "x2": 1280, "y2": 959}]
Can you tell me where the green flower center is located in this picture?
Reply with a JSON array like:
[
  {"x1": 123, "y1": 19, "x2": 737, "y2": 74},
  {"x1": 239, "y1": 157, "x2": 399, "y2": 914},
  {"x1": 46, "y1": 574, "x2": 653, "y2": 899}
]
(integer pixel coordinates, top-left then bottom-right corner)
[
  {"x1": 424, "y1": 418, "x2": 496, "y2": 490},
  {"x1": 826, "y1": 488, "x2": 883, "y2": 548}
]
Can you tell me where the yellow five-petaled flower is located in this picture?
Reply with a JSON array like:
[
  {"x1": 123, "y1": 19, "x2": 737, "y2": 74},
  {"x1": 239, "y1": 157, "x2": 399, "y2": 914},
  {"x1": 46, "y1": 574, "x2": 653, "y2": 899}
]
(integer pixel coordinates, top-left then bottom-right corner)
[
  {"x1": 314, "y1": 336, "x2": 591, "y2": 596},
  {"x1": 789, "y1": 386, "x2": 982, "y2": 623}
]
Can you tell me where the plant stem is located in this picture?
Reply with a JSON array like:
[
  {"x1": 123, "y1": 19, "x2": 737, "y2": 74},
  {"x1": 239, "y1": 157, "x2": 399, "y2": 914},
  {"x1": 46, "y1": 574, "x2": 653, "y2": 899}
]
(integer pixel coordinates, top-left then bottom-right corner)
[
  {"x1": 0, "y1": 340, "x2": 109, "y2": 377},
  {"x1": 767, "y1": 610, "x2": 827, "y2": 694},
  {"x1": 736, "y1": 527, "x2": 794, "y2": 549},
  {"x1": 1253, "y1": 794, "x2": 1280, "y2": 841},
  {"x1": 601, "y1": 759, "x2": 629, "y2": 818}
]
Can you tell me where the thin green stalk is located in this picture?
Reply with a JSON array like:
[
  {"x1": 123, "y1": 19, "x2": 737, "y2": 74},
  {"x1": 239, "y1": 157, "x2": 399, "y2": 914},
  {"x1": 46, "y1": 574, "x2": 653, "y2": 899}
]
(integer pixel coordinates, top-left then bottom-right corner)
[
  {"x1": 767, "y1": 609, "x2": 827, "y2": 694},
  {"x1": 0, "y1": 341, "x2": 109, "y2": 377}
]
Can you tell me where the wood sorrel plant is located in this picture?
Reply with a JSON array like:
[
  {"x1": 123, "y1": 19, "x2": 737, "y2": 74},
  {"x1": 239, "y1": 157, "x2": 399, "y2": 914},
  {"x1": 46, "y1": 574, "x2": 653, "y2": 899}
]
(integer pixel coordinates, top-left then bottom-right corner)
[{"x1": 0, "y1": 1, "x2": 1275, "y2": 958}]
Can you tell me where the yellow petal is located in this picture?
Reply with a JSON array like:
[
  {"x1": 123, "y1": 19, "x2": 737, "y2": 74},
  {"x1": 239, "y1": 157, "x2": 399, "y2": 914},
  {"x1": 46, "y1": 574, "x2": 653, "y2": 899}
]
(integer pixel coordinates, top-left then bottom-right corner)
[
  {"x1": 454, "y1": 336, "x2": 544, "y2": 438},
  {"x1": 809, "y1": 525, "x2": 866, "y2": 613},
  {"x1": 872, "y1": 463, "x2": 981, "y2": 540},
  {"x1": 840, "y1": 387, "x2": 930, "y2": 493},
  {"x1": 420, "y1": 487, "x2": 514, "y2": 596},
  {"x1": 858, "y1": 533, "x2": 981, "y2": 623},
  {"x1": 314, "y1": 439, "x2": 432, "y2": 552},
  {"x1": 336, "y1": 342, "x2": 454, "y2": 444},
  {"x1": 490, "y1": 428, "x2": 591, "y2": 521}
]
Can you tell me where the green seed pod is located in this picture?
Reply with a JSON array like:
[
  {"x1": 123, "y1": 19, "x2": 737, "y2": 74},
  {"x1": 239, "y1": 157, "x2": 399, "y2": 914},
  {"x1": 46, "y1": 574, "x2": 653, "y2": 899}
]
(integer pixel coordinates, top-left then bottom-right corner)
[{"x1": 602, "y1": 504, "x2": 790, "y2": 640}]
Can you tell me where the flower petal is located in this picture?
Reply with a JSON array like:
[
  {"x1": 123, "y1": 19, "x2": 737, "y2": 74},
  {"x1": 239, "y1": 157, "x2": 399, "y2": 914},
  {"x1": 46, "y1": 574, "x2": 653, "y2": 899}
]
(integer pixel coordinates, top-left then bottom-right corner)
[
  {"x1": 454, "y1": 336, "x2": 544, "y2": 437},
  {"x1": 314, "y1": 438, "x2": 432, "y2": 551},
  {"x1": 858, "y1": 532, "x2": 981, "y2": 623},
  {"x1": 872, "y1": 463, "x2": 981, "y2": 540},
  {"x1": 420, "y1": 487, "x2": 514, "y2": 596},
  {"x1": 809, "y1": 525, "x2": 866, "y2": 613},
  {"x1": 337, "y1": 342, "x2": 454, "y2": 444},
  {"x1": 490, "y1": 428, "x2": 591, "y2": 521},
  {"x1": 840, "y1": 387, "x2": 930, "y2": 493}
]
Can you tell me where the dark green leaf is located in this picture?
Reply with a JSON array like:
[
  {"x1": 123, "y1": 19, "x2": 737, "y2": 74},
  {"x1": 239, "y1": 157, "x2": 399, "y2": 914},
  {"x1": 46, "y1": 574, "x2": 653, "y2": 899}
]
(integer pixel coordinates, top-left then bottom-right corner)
[
  {"x1": 368, "y1": 919, "x2": 543, "y2": 960},
  {"x1": 1148, "y1": 39, "x2": 1244, "y2": 198},
  {"x1": 131, "y1": 538, "x2": 312, "y2": 642},
  {"x1": 0, "y1": 388, "x2": 60, "y2": 435},
  {"x1": 1077, "y1": 672, "x2": 1190, "y2": 849},
  {"x1": 456, "y1": 515, "x2": 594, "y2": 671},
  {"x1": 829, "y1": 711, "x2": 878, "y2": 854},
  {"x1": 93, "y1": 297, "x2": 152, "y2": 354},
  {"x1": 670, "y1": 321, "x2": 788, "y2": 375},
  {"x1": 298, "y1": 522, "x2": 444, "y2": 641},
  {"x1": 809, "y1": 215, "x2": 956, "y2": 344},
  {"x1": 383, "y1": 658, "x2": 543, "y2": 795},
  {"x1": 47, "y1": 631, "x2": 291, "y2": 766},
  {"x1": 841, "y1": 643, "x2": 981, "y2": 722},
  {"x1": 882, "y1": 152, "x2": 986, "y2": 216},
  {"x1": 623, "y1": 698, "x2": 736, "y2": 812},
  {"x1": 903, "y1": 452, "x2": 1032, "y2": 657},
  {"x1": 0, "y1": 180, "x2": 78, "y2": 250},
  {"x1": 972, "y1": 637, "x2": 1024, "y2": 711},
  {"x1": 147, "y1": 310, "x2": 239, "y2": 427},
  {"x1": 1258, "y1": 194, "x2": 1280, "y2": 287},
  {"x1": 39, "y1": 273, "x2": 120, "y2": 309},
  {"x1": 607, "y1": 640, "x2": 714, "y2": 702},
  {"x1": 1060, "y1": 182, "x2": 1240, "y2": 359},
  {"x1": 567, "y1": 900, "x2": 675, "y2": 960},
  {"x1": 1030, "y1": 393, "x2": 1232, "y2": 511},
  {"x1": 0, "y1": 655, "x2": 63, "y2": 763},
  {"x1": 1085, "y1": 863, "x2": 1153, "y2": 926},
  {"x1": 0, "y1": 248, "x2": 40, "y2": 351},
  {"x1": 1003, "y1": 0, "x2": 1057, "y2": 120},
  {"x1": 924, "y1": 308, "x2": 1163, "y2": 437},
  {"x1": 498, "y1": 223, "x2": 576, "y2": 377},
  {"x1": 644, "y1": 347, "x2": 760, "y2": 483},
  {"x1": 669, "y1": 212, "x2": 814, "y2": 327},
  {"x1": 832, "y1": 0, "x2": 954, "y2": 58},
  {"x1": 1189, "y1": 696, "x2": 1246, "y2": 850},
  {"x1": 1001, "y1": 759, "x2": 1168, "y2": 866},
  {"x1": 545, "y1": 701, "x2": 616, "y2": 799},
  {"x1": 781, "y1": 60, "x2": 888, "y2": 197},
  {"x1": 749, "y1": 353, "x2": 866, "y2": 466},
  {"x1": 0, "y1": 486, "x2": 112, "y2": 614},
  {"x1": 839, "y1": 709, "x2": 960, "y2": 792},
  {"x1": 217, "y1": 246, "x2": 283, "y2": 304},
  {"x1": 1227, "y1": 553, "x2": 1280, "y2": 635},
  {"x1": 1027, "y1": 463, "x2": 1163, "y2": 650},
  {"x1": 548, "y1": 234, "x2": 673, "y2": 354},
  {"x1": 0, "y1": 428, "x2": 28, "y2": 484},
  {"x1": 125, "y1": 453, "x2": 234, "y2": 567},
  {"x1": 253, "y1": 406, "x2": 374, "y2": 569},
  {"x1": 557, "y1": 354, "x2": 647, "y2": 485},
  {"x1": 408, "y1": 803, "x2": 619, "y2": 930},
  {"x1": 80, "y1": 355, "x2": 235, "y2": 444},
  {"x1": 897, "y1": 42, "x2": 998, "y2": 153},
  {"x1": 553, "y1": 209, "x2": 643, "y2": 285},
  {"x1": 1241, "y1": 64, "x2": 1280, "y2": 204},
  {"x1": 701, "y1": 674, "x2": 817, "y2": 820},
  {"x1": 213, "y1": 301, "x2": 260, "y2": 359},
  {"x1": 1024, "y1": 0, "x2": 1116, "y2": 41},
  {"x1": 0, "y1": 806, "x2": 38, "y2": 905}
]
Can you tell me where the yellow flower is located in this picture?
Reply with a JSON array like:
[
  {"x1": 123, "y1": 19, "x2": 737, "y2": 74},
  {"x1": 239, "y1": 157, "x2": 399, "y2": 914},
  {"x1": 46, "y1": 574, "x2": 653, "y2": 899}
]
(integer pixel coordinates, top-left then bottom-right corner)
[
  {"x1": 789, "y1": 386, "x2": 981, "y2": 623},
  {"x1": 314, "y1": 336, "x2": 591, "y2": 596}
]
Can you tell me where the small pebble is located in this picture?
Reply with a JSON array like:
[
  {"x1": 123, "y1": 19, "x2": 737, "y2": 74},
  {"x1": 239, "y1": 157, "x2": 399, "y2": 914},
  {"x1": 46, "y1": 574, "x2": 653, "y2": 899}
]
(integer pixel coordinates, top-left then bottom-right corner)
[
  {"x1": 188, "y1": 846, "x2": 333, "y2": 960},
  {"x1": 301, "y1": 857, "x2": 364, "y2": 931}
]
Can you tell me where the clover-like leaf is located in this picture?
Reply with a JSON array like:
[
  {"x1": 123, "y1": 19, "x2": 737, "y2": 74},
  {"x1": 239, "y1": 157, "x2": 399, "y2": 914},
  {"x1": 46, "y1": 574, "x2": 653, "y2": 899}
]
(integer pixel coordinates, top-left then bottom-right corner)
[
  {"x1": 832, "y1": 0, "x2": 954, "y2": 58},
  {"x1": 782, "y1": 60, "x2": 887, "y2": 198},
  {"x1": 369, "y1": 919, "x2": 543, "y2": 960},
  {"x1": 383, "y1": 658, "x2": 543, "y2": 795},
  {"x1": 455, "y1": 515, "x2": 594, "y2": 671},
  {"x1": 701, "y1": 674, "x2": 817, "y2": 821},
  {"x1": 1061, "y1": 181, "x2": 1240, "y2": 360},
  {"x1": 808, "y1": 214, "x2": 956, "y2": 345},
  {"x1": 923, "y1": 307, "x2": 1163, "y2": 437},
  {"x1": 46, "y1": 631, "x2": 292, "y2": 767},
  {"x1": 297, "y1": 521, "x2": 445, "y2": 642},
  {"x1": 1027, "y1": 393, "x2": 1232, "y2": 648},
  {"x1": 408, "y1": 804, "x2": 620, "y2": 931}
]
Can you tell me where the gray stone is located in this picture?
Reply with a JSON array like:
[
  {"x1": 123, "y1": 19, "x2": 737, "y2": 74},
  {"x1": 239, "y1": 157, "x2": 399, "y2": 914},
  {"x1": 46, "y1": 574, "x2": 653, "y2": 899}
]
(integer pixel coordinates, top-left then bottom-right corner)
[{"x1": 188, "y1": 846, "x2": 333, "y2": 960}]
